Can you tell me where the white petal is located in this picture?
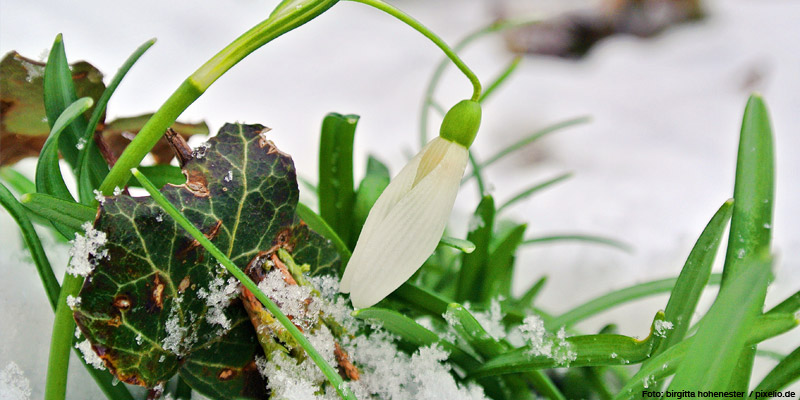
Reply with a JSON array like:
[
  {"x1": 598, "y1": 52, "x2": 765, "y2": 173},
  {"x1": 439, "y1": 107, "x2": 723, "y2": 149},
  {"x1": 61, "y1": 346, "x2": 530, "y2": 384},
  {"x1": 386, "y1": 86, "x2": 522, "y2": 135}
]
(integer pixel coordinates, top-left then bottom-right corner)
[
  {"x1": 340, "y1": 138, "x2": 436, "y2": 292},
  {"x1": 343, "y1": 140, "x2": 468, "y2": 308}
]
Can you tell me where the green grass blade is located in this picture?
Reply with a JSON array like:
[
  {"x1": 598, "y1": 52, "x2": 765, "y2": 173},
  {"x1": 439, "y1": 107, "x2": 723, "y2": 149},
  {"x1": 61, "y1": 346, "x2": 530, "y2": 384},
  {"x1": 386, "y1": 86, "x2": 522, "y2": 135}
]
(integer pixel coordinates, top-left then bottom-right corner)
[
  {"x1": 615, "y1": 312, "x2": 797, "y2": 400},
  {"x1": 0, "y1": 182, "x2": 59, "y2": 309},
  {"x1": 36, "y1": 97, "x2": 93, "y2": 239},
  {"x1": 721, "y1": 94, "x2": 775, "y2": 390},
  {"x1": 43, "y1": 34, "x2": 85, "y2": 167},
  {"x1": 353, "y1": 156, "x2": 390, "y2": 237},
  {"x1": 517, "y1": 276, "x2": 547, "y2": 310},
  {"x1": 353, "y1": 307, "x2": 480, "y2": 371},
  {"x1": 478, "y1": 56, "x2": 521, "y2": 104},
  {"x1": 446, "y1": 304, "x2": 565, "y2": 400},
  {"x1": 390, "y1": 282, "x2": 452, "y2": 318},
  {"x1": 36, "y1": 97, "x2": 93, "y2": 202},
  {"x1": 128, "y1": 165, "x2": 186, "y2": 188},
  {"x1": 439, "y1": 236, "x2": 476, "y2": 253},
  {"x1": 0, "y1": 167, "x2": 36, "y2": 194},
  {"x1": 547, "y1": 274, "x2": 722, "y2": 329},
  {"x1": 132, "y1": 168, "x2": 356, "y2": 400},
  {"x1": 648, "y1": 200, "x2": 733, "y2": 359},
  {"x1": 318, "y1": 113, "x2": 358, "y2": 246},
  {"x1": 456, "y1": 196, "x2": 495, "y2": 302},
  {"x1": 296, "y1": 201, "x2": 351, "y2": 268},
  {"x1": 668, "y1": 258, "x2": 771, "y2": 391},
  {"x1": 482, "y1": 223, "x2": 526, "y2": 302},
  {"x1": 76, "y1": 39, "x2": 155, "y2": 204},
  {"x1": 752, "y1": 345, "x2": 800, "y2": 396},
  {"x1": 768, "y1": 289, "x2": 800, "y2": 315},
  {"x1": 462, "y1": 116, "x2": 590, "y2": 183},
  {"x1": 497, "y1": 172, "x2": 572, "y2": 212},
  {"x1": 20, "y1": 193, "x2": 96, "y2": 231},
  {"x1": 521, "y1": 234, "x2": 632, "y2": 252}
]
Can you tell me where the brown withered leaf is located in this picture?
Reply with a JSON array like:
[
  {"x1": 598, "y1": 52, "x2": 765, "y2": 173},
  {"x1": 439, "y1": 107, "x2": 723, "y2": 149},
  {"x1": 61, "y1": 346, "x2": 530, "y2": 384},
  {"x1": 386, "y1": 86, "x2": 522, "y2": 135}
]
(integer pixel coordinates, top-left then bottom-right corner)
[{"x1": 0, "y1": 51, "x2": 208, "y2": 166}]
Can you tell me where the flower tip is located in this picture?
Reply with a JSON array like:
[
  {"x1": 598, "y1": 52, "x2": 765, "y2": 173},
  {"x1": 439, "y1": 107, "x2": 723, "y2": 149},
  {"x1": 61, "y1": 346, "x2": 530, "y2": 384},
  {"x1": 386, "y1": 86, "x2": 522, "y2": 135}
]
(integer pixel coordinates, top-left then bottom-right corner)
[{"x1": 439, "y1": 100, "x2": 481, "y2": 148}]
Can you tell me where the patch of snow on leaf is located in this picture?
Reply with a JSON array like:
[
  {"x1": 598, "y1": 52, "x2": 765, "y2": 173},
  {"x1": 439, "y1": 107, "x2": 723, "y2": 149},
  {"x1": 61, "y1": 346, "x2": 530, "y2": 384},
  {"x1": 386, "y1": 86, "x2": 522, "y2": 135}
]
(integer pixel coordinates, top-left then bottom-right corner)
[
  {"x1": 0, "y1": 362, "x2": 31, "y2": 400},
  {"x1": 75, "y1": 137, "x2": 87, "y2": 150},
  {"x1": 258, "y1": 270, "x2": 320, "y2": 331},
  {"x1": 469, "y1": 298, "x2": 506, "y2": 339},
  {"x1": 113, "y1": 186, "x2": 123, "y2": 196},
  {"x1": 67, "y1": 222, "x2": 108, "y2": 277},
  {"x1": 161, "y1": 302, "x2": 197, "y2": 356},
  {"x1": 192, "y1": 142, "x2": 210, "y2": 159},
  {"x1": 197, "y1": 275, "x2": 240, "y2": 332},
  {"x1": 654, "y1": 319, "x2": 673, "y2": 338},
  {"x1": 66, "y1": 295, "x2": 81, "y2": 309},
  {"x1": 519, "y1": 315, "x2": 576, "y2": 366},
  {"x1": 75, "y1": 340, "x2": 105, "y2": 370},
  {"x1": 224, "y1": 170, "x2": 233, "y2": 182},
  {"x1": 93, "y1": 189, "x2": 105, "y2": 204}
]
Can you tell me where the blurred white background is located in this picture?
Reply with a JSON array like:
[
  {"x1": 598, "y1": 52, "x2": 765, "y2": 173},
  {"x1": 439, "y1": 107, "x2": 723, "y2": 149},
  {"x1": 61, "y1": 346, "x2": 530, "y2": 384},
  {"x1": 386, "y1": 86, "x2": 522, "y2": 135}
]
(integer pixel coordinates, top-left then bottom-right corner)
[{"x1": 1, "y1": 0, "x2": 798, "y2": 397}]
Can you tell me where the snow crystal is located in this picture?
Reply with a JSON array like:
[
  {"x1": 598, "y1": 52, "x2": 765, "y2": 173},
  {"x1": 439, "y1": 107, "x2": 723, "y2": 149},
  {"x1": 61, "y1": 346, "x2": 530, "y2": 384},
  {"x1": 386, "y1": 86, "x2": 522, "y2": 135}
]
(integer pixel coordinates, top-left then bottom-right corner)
[
  {"x1": 610, "y1": 352, "x2": 617, "y2": 359},
  {"x1": 75, "y1": 340, "x2": 105, "y2": 370},
  {"x1": 135, "y1": 334, "x2": 143, "y2": 346},
  {"x1": 654, "y1": 320, "x2": 674, "y2": 338},
  {"x1": 197, "y1": 276, "x2": 240, "y2": 332},
  {"x1": 155, "y1": 213, "x2": 164, "y2": 222},
  {"x1": 258, "y1": 270, "x2": 320, "y2": 331},
  {"x1": 469, "y1": 299, "x2": 506, "y2": 339},
  {"x1": 161, "y1": 303, "x2": 197, "y2": 356},
  {"x1": 519, "y1": 316, "x2": 576, "y2": 366},
  {"x1": 75, "y1": 327, "x2": 82, "y2": 338},
  {"x1": 0, "y1": 362, "x2": 31, "y2": 400},
  {"x1": 66, "y1": 295, "x2": 81, "y2": 309},
  {"x1": 113, "y1": 186, "x2": 123, "y2": 196},
  {"x1": 20, "y1": 58, "x2": 43, "y2": 83},
  {"x1": 224, "y1": 170, "x2": 233, "y2": 182},
  {"x1": 67, "y1": 222, "x2": 108, "y2": 277},
  {"x1": 75, "y1": 137, "x2": 87, "y2": 150},
  {"x1": 192, "y1": 142, "x2": 210, "y2": 159},
  {"x1": 93, "y1": 189, "x2": 105, "y2": 204}
]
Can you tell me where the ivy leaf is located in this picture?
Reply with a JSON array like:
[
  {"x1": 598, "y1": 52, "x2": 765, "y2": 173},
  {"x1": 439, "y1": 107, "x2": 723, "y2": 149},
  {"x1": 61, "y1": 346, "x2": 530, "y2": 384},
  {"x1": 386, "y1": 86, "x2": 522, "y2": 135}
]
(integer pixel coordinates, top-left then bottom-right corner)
[{"x1": 73, "y1": 123, "x2": 340, "y2": 397}]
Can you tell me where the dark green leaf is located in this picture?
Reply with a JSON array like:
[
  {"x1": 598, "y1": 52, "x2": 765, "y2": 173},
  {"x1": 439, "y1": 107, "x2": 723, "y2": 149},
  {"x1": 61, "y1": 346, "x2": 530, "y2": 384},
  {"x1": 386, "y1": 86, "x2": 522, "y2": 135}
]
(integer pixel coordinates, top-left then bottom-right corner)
[
  {"x1": 318, "y1": 113, "x2": 358, "y2": 246},
  {"x1": 129, "y1": 165, "x2": 187, "y2": 189},
  {"x1": 74, "y1": 123, "x2": 339, "y2": 396},
  {"x1": 456, "y1": 196, "x2": 495, "y2": 302}
]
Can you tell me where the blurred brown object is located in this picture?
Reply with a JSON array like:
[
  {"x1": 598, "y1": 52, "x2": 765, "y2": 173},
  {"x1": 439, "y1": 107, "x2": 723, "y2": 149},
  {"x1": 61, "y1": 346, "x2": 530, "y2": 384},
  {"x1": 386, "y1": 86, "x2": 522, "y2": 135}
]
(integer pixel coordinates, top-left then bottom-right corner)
[{"x1": 503, "y1": 0, "x2": 704, "y2": 58}]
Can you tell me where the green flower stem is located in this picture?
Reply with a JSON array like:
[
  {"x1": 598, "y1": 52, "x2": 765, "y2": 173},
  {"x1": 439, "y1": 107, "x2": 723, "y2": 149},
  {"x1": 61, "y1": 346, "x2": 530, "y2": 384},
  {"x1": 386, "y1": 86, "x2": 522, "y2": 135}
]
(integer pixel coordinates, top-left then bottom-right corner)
[
  {"x1": 99, "y1": 0, "x2": 338, "y2": 195},
  {"x1": 419, "y1": 19, "x2": 540, "y2": 148},
  {"x1": 131, "y1": 168, "x2": 355, "y2": 400},
  {"x1": 347, "y1": 0, "x2": 482, "y2": 102},
  {"x1": 44, "y1": 273, "x2": 84, "y2": 400}
]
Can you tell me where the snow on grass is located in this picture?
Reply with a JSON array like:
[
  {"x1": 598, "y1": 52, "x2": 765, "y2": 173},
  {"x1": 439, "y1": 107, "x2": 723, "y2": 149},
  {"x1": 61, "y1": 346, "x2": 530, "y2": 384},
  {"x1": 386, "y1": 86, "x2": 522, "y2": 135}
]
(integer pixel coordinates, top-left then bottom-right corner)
[
  {"x1": 67, "y1": 222, "x2": 108, "y2": 277},
  {"x1": 654, "y1": 319, "x2": 673, "y2": 338},
  {"x1": 258, "y1": 269, "x2": 321, "y2": 331},
  {"x1": 519, "y1": 315, "x2": 577, "y2": 366},
  {"x1": 0, "y1": 362, "x2": 31, "y2": 400}
]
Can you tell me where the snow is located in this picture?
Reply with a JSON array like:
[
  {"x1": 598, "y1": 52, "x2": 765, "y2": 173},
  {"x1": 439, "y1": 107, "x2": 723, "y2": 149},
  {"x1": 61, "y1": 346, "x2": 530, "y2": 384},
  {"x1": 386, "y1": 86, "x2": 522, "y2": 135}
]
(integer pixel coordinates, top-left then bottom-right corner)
[
  {"x1": 93, "y1": 189, "x2": 105, "y2": 204},
  {"x1": 224, "y1": 170, "x2": 233, "y2": 182},
  {"x1": 519, "y1": 315, "x2": 577, "y2": 366},
  {"x1": 654, "y1": 320, "x2": 674, "y2": 338},
  {"x1": 197, "y1": 275, "x2": 240, "y2": 332},
  {"x1": 467, "y1": 298, "x2": 506, "y2": 340},
  {"x1": 258, "y1": 269, "x2": 320, "y2": 331},
  {"x1": 0, "y1": 362, "x2": 31, "y2": 400},
  {"x1": 66, "y1": 295, "x2": 81, "y2": 309},
  {"x1": 66, "y1": 222, "x2": 108, "y2": 277},
  {"x1": 75, "y1": 137, "x2": 87, "y2": 150},
  {"x1": 161, "y1": 302, "x2": 197, "y2": 356},
  {"x1": 75, "y1": 340, "x2": 105, "y2": 370}
]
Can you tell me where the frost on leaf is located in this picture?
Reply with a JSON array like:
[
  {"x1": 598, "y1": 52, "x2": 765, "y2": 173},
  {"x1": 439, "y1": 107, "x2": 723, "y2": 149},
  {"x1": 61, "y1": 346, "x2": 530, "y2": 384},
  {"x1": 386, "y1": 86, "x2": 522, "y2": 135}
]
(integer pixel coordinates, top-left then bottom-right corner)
[{"x1": 72, "y1": 123, "x2": 340, "y2": 398}]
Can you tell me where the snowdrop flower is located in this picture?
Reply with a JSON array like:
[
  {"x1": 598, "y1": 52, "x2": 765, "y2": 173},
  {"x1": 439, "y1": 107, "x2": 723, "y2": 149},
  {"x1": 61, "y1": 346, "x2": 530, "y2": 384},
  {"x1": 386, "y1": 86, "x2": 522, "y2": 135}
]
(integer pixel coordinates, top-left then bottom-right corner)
[{"x1": 341, "y1": 100, "x2": 482, "y2": 308}]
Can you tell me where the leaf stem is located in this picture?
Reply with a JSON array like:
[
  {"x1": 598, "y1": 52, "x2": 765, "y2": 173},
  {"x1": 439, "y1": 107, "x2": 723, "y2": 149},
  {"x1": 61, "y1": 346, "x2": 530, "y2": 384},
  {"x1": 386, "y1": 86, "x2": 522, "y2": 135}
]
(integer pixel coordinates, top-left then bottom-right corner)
[
  {"x1": 99, "y1": 0, "x2": 338, "y2": 194},
  {"x1": 44, "y1": 273, "x2": 84, "y2": 400},
  {"x1": 131, "y1": 168, "x2": 356, "y2": 400},
  {"x1": 347, "y1": 0, "x2": 482, "y2": 102}
]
